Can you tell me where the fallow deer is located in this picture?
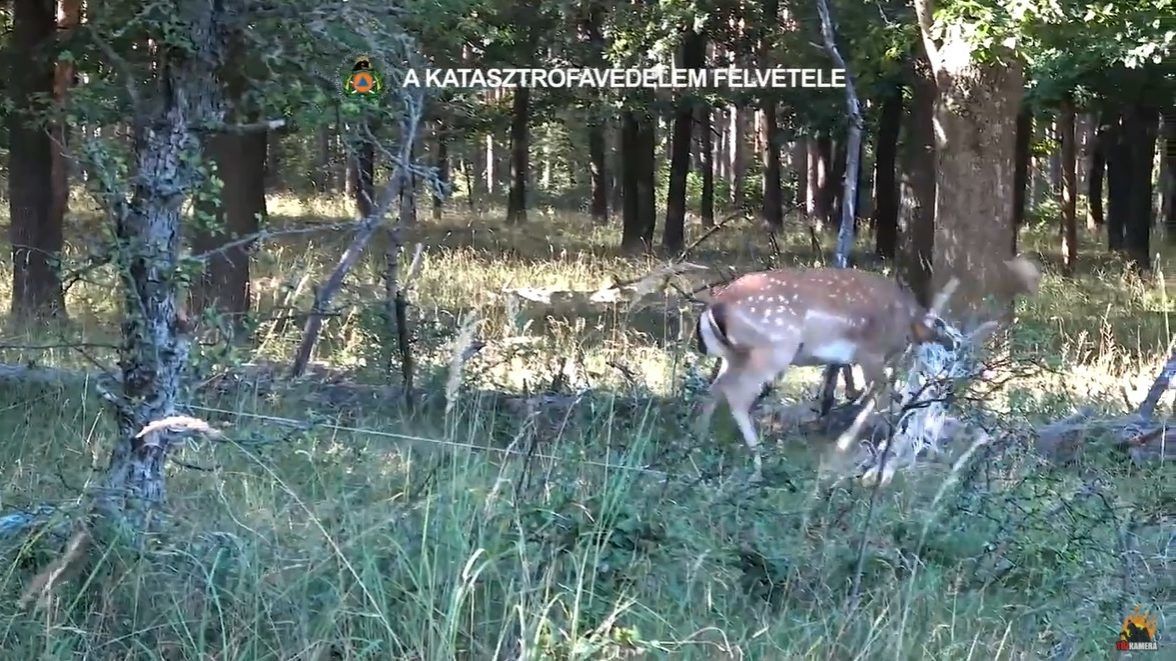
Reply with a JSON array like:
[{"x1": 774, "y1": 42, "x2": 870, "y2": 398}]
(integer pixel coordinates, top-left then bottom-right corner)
[{"x1": 694, "y1": 258, "x2": 1041, "y2": 482}]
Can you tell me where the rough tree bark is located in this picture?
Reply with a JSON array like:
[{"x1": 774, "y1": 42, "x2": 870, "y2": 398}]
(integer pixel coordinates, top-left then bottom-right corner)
[
  {"x1": 898, "y1": 53, "x2": 937, "y2": 308},
  {"x1": 8, "y1": 0, "x2": 66, "y2": 323},
  {"x1": 873, "y1": 82, "x2": 902, "y2": 260},
  {"x1": 507, "y1": 86, "x2": 530, "y2": 223},
  {"x1": 914, "y1": 0, "x2": 1025, "y2": 327},
  {"x1": 664, "y1": 26, "x2": 705, "y2": 252},
  {"x1": 1059, "y1": 97, "x2": 1077, "y2": 276},
  {"x1": 98, "y1": 2, "x2": 233, "y2": 527},
  {"x1": 760, "y1": 102, "x2": 784, "y2": 230}
]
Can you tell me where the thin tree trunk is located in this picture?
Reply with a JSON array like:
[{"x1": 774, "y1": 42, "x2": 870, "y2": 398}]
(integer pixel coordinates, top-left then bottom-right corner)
[
  {"x1": 49, "y1": 0, "x2": 82, "y2": 243},
  {"x1": 588, "y1": 124, "x2": 608, "y2": 223},
  {"x1": 484, "y1": 134, "x2": 496, "y2": 196},
  {"x1": 792, "y1": 140, "x2": 808, "y2": 210},
  {"x1": 432, "y1": 133, "x2": 448, "y2": 221},
  {"x1": 699, "y1": 104, "x2": 715, "y2": 228},
  {"x1": 1162, "y1": 108, "x2": 1175, "y2": 242},
  {"x1": 8, "y1": 0, "x2": 65, "y2": 322},
  {"x1": 664, "y1": 26, "x2": 705, "y2": 251},
  {"x1": 1106, "y1": 109, "x2": 1128, "y2": 252},
  {"x1": 731, "y1": 106, "x2": 746, "y2": 207},
  {"x1": 348, "y1": 135, "x2": 375, "y2": 218},
  {"x1": 507, "y1": 87, "x2": 530, "y2": 223},
  {"x1": 873, "y1": 84, "x2": 902, "y2": 260},
  {"x1": 1059, "y1": 98, "x2": 1077, "y2": 275},
  {"x1": 761, "y1": 101, "x2": 783, "y2": 230}
]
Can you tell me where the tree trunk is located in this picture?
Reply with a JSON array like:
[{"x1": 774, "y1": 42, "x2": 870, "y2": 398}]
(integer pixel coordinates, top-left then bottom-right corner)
[
  {"x1": 873, "y1": 84, "x2": 902, "y2": 260},
  {"x1": 761, "y1": 101, "x2": 783, "y2": 230},
  {"x1": 507, "y1": 87, "x2": 530, "y2": 223},
  {"x1": 699, "y1": 104, "x2": 716, "y2": 228},
  {"x1": 1012, "y1": 105, "x2": 1032, "y2": 248},
  {"x1": 191, "y1": 131, "x2": 267, "y2": 328},
  {"x1": 664, "y1": 27, "x2": 705, "y2": 251},
  {"x1": 1059, "y1": 99, "x2": 1077, "y2": 275},
  {"x1": 915, "y1": 0, "x2": 1025, "y2": 326},
  {"x1": 1121, "y1": 102, "x2": 1160, "y2": 270},
  {"x1": 897, "y1": 54, "x2": 937, "y2": 308},
  {"x1": 8, "y1": 0, "x2": 65, "y2": 323},
  {"x1": 484, "y1": 134, "x2": 496, "y2": 196},
  {"x1": 827, "y1": 139, "x2": 847, "y2": 231},
  {"x1": 49, "y1": 0, "x2": 82, "y2": 245},
  {"x1": 1089, "y1": 110, "x2": 1110, "y2": 230},
  {"x1": 348, "y1": 135, "x2": 375, "y2": 218},
  {"x1": 807, "y1": 136, "x2": 832, "y2": 224},
  {"x1": 1106, "y1": 110, "x2": 1128, "y2": 252},
  {"x1": 620, "y1": 110, "x2": 656, "y2": 251},
  {"x1": 314, "y1": 125, "x2": 332, "y2": 192},
  {"x1": 432, "y1": 134, "x2": 448, "y2": 221},
  {"x1": 1162, "y1": 108, "x2": 1175, "y2": 242},
  {"x1": 730, "y1": 106, "x2": 746, "y2": 207},
  {"x1": 637, "y1": 116, "x2": 657, "y2": 247},
  {"x1": 102, "y1": 5, "x2": 228, "y2": 528},
  {"x1": 792, "y1": 140, "x2": 808, "y2": 211},
  {"x1": 588, "y1": 123, "x2": 608, "y2": 223}
]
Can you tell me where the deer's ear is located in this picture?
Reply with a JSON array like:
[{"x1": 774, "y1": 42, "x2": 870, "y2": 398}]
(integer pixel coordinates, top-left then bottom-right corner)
[{"x1": 910, "y1": 319, "x2": 934, "y2": 343}]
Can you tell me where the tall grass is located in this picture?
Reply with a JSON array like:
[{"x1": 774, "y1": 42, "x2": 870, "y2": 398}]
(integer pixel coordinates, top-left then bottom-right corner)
[{"x1": 0, "y1": 195, "x2": 1170, "y2": 659}]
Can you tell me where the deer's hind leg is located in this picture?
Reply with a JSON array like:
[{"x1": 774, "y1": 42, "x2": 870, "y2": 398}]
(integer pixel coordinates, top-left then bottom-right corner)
[{"x1": 708, "y1": 344, "x2": 799, "y2": 482}]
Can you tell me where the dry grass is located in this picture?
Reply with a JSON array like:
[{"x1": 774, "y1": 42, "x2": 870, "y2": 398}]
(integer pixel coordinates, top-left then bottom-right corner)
[{"x1": 0, "y1": 192, "x2": 1170, "y2": 659}]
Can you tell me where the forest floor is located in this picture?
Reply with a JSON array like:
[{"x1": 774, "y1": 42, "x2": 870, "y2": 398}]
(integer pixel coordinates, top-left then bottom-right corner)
[{"x1": 0, "y1": 194, "x2": 1171, "y2": 659}]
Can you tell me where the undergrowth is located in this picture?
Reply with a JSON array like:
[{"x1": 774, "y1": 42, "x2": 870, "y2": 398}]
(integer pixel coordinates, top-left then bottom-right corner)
[{"x1": 0, "y1": 196, "x2": 1170, "y2": 659}]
